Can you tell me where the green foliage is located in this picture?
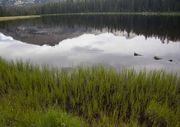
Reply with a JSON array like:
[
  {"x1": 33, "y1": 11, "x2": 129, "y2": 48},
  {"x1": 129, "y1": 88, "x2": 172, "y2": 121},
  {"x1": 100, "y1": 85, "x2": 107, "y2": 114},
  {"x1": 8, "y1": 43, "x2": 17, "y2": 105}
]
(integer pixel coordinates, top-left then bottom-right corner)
[
  {"x1": 0, "y1": 58, "x2": 179, "y2": 126},
  {"x1": 145, "y1": 101, "x2": 178, "y2": 127},
  {"x1": 40, "y1": 0, "x2": 180, "y2": 14},
  {"x1": 0, "y1": 105, "x2": 85, "y2": 127},
  {"x1": 0, "y1": 0, "x2": 180, "y2": 16}
]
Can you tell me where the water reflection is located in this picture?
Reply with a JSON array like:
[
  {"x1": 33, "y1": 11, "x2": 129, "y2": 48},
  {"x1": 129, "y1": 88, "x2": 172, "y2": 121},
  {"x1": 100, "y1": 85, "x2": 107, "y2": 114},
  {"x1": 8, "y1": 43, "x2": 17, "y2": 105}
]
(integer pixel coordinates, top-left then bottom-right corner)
[
  {"x1": 0, "y1": 15, "x2": 180, "y2": 45},
  {"x1": 0, "y1": 32, "x2": 180, "y2": 73}
]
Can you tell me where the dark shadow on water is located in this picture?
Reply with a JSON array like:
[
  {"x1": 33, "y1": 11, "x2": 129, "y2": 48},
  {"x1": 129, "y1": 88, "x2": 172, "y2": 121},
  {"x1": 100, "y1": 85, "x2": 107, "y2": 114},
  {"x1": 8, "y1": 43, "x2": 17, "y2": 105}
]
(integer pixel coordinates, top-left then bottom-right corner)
[{"x1": 0, "y1": 15, "x2": 180, "y2": 45}]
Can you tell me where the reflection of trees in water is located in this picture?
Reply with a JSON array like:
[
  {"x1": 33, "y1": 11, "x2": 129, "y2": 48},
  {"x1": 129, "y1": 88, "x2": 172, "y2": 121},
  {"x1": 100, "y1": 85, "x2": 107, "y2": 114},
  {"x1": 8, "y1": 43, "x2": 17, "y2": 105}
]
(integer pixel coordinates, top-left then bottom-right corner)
[
  {"x1": 0, "y1": 15, "x2": 180, "y2": 42},
  {"x1": 41, "y1": 15, "x2": 180, "y2": 42}
]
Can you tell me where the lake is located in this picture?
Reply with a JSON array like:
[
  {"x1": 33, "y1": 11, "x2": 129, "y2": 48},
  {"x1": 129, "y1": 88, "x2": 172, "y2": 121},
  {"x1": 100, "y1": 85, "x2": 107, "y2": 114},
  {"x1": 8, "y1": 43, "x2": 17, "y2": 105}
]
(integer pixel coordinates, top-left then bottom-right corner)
[{"x1": 0, "y1": 15, "x2": 180, "y2": 72}]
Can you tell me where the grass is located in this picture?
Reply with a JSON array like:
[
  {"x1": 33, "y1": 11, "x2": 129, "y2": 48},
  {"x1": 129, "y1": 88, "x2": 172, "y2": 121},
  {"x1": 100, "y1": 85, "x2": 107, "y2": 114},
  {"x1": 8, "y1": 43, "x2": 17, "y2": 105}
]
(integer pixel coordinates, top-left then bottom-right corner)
[
  {"x1": 0, "y1": 15, "x2": 40, "y2": 22},
  {"x1": 0, "y1": 12, "x2": 180, "y2": 22},
  {"x1": 0, "y1": 107, "x2": 86, "y2": 127},
  {"x1": 0, "y1": 58, "x2": 179, "y2": 127},
  {"x1": 42, "y1": 12, "x2": 180, "y2": 17}
]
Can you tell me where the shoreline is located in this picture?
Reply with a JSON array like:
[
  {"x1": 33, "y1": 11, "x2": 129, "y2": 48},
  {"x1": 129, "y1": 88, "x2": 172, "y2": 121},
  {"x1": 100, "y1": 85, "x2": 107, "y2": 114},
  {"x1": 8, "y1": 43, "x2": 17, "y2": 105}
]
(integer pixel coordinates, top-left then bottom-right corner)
[{"x1": 0, "y1": 12, "x2": 180, "y2": 22}]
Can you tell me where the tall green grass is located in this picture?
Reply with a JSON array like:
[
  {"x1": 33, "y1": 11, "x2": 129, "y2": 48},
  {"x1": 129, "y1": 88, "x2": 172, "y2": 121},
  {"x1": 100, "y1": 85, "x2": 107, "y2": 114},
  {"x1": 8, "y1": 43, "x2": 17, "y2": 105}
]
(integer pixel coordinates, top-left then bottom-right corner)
[{"x1": 0, "y1": 58, "x2": 179, "y2": 127}]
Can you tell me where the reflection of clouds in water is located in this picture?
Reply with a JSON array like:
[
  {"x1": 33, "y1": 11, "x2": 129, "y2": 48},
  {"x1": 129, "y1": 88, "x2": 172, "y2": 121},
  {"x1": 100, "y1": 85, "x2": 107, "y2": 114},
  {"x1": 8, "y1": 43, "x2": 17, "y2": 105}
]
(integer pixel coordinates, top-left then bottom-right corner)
[
  {"x1": 72, "y1": 46, "x2": 103, "y2": 53},
  {"x1": 0, "y1": 33, "x2": 14, "y2": 41},
  {"x1": 0, "y1": 32, "x2": 180, "y2": 73}
]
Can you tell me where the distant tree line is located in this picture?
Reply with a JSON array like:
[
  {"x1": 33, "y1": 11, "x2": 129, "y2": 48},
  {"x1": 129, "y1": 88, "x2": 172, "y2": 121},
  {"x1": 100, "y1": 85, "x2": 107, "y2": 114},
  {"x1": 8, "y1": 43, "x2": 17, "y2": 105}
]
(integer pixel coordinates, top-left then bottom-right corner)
[
  {"x1": 0, "y1": 5, "x2": 41, "y2": 16},
  {"x1": 41, "y1": 0, "x2": 180, "y2": 14},
  {"x1": 0, "y1": 0, "x2": 180, "y2": 16}
]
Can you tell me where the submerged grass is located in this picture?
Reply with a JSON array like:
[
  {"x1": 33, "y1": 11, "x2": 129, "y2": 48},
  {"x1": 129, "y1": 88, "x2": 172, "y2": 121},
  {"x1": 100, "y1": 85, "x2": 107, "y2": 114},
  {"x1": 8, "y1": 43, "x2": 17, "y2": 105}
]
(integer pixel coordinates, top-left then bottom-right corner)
[{"x1": 0, "y1": 58, "x2": 179, "y2": 127}]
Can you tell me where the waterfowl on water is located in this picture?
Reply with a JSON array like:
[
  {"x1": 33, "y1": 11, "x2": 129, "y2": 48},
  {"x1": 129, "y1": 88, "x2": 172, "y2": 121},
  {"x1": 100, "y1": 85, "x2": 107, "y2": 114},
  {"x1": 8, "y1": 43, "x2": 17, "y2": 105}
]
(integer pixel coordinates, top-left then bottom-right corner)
[
  {"x1": 154, "y1": 56, "x2": 162, "y2": 60},
  {"x1": 169, "y1": 59, "x2": 173, "y2": 62},
  {"x1": 134, "y1": 52, "x2": 142, "y2": 56}
]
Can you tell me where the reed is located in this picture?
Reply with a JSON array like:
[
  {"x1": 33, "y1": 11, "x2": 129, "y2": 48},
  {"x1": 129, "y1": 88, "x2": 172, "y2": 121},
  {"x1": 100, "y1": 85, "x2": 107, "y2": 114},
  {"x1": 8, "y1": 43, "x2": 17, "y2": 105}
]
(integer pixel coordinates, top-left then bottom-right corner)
[{"x1": 0, "y1": 58, "x2": 179, "y2": 127}]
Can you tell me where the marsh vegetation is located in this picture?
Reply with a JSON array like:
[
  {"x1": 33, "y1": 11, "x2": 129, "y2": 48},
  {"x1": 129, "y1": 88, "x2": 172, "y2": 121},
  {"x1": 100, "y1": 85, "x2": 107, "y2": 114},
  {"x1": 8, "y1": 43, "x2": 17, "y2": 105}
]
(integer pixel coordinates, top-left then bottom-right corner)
[{"x1": 0, "y1": 58, "x2": 179, "y2": 127}]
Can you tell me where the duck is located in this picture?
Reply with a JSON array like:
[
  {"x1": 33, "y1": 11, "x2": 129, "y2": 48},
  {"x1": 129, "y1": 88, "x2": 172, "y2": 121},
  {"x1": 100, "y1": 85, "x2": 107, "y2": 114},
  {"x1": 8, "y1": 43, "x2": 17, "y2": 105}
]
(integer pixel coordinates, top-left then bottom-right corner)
[
  {"x1": 134, "y1": 52, "x2": 142, "y2": 56},
  {"x1": 154, "y1": 56, "x2": 163, "y2": 60},
  {"x1": 169, "y1": 59, "x2": 173, "y2": 62}
]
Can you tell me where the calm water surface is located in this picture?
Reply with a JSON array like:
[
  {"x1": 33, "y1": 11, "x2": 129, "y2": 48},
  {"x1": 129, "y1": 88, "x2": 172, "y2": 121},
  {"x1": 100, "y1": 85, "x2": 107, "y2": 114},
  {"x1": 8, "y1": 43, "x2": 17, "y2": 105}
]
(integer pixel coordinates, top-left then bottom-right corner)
[{"x1": 0, "y1": 15, "x2": 180, "y2": 72}]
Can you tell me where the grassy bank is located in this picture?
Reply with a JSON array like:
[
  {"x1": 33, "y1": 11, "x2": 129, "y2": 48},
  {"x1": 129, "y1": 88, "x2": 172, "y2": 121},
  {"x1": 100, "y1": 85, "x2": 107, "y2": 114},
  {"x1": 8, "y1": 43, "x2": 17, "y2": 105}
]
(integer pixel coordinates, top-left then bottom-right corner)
[
  {"x1": 42, "y1": 12, "x2": 180, "y2": 17},
  {"x1": 0, "y1": 58, "x2": 179, "y2": 127},
  {"x1": 0, "y1": 15, "x2": 40, "y2": 22},
  {"x1": 0, "y1": 12, "x2": 180, "y2": 22}
]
